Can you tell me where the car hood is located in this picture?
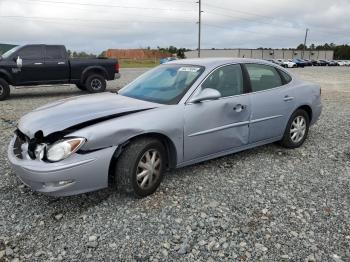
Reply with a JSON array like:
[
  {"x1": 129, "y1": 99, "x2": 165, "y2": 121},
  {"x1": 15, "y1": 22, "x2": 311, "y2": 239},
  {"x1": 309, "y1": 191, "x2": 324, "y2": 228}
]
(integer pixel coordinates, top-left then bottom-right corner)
[{"x1": 18, "y1": 92, "x2": 161, "y2": 138}]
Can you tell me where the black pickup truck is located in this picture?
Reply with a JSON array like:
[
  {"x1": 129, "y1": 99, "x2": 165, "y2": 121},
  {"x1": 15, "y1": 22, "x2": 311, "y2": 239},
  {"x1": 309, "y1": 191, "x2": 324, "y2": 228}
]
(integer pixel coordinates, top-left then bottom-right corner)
[{"x1": 0, "y1": 44, "x2": 120, "y2": 100}]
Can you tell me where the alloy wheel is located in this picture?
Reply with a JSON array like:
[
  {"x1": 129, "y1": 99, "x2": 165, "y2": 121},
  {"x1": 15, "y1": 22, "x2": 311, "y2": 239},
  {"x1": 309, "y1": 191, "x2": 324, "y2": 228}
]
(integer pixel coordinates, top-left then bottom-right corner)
[
  {"x1": 0, "y1": 85, "x2": 3, "y2": 96},
  {"x1": 136, "y1": 149, "x2": 161, "y2": 190},
  {"x1": 290, "y1": 115, "x2": 306, "y2": 143},
  {"x1": 91, "y1": 79, "x2": 102, "y2": 90}
]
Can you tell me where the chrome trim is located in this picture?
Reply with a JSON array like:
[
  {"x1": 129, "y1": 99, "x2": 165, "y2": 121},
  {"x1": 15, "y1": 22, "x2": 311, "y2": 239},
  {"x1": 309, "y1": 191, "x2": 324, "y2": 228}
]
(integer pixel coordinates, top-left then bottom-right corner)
[
  {"x1": 250, "y1": 115, "x2": 283, "y2": 124},
  {"x1": 188, "y1": 120, "x2": 250, "y2": 137},
  {"x1": 185, "y1": 62, "x2": 294, "y2": 105}
]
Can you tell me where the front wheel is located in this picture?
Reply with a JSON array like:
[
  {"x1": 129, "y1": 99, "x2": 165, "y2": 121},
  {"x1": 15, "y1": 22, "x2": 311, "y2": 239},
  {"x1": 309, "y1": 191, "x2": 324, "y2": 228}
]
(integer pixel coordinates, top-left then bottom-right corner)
[
  {"x1": 280, "y1": 109, "x2": 310, "y2": 148},
  {"x1": 85, "y1": 74, "x2": 106, "y2": 93},
  {"x1": 114, "y1": 138, "x2": 166, "y2": 197},
  {"x1": 0, "y1": 78, "x2": 10, "y2": 101}
]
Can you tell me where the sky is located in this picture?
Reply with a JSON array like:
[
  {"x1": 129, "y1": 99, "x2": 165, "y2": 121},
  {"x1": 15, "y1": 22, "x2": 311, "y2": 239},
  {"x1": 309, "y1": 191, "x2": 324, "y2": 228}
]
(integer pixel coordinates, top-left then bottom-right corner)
[{"x1": 0, "y1": 0, "x2": 349, "y2": 54}]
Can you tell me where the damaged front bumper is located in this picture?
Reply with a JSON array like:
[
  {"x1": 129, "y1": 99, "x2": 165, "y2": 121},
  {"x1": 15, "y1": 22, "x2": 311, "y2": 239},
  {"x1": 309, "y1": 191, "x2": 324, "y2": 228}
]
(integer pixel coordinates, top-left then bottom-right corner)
[{"x1": 8, "y1": 135, "x2": 117, "y2": 197}]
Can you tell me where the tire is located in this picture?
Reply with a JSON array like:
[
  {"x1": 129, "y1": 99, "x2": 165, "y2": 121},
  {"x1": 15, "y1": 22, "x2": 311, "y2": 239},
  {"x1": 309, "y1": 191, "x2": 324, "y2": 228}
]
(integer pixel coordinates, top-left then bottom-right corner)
[
  {"x1": 0, "y1": 78, "x2": 10, "y2": 101},
  {"x1": 114, "y1": 138, "x2": 166, "y2": 197},
  {"x1": 75, "y1": 83, "x2": 86, "y2": 91},
  {"x1": 85, "y1": 74, "x2": 106, "y2": 93},
  {"x1": 280, "y1": 109, "x2": 310, "y2": 149}
]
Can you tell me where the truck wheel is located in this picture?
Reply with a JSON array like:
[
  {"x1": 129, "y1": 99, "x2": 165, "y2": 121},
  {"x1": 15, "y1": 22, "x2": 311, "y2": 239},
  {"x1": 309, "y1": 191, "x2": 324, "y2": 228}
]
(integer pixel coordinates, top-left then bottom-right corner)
[
  {"x1": 75, "y1": 83, "x2": 86, "y2": 91},
  {"x1": 85, "y1": 74, "x2": 106, "y2": 93},
  {"x1": 114, "y1": 138, "x2": 166, "y2": 197},
  {"x1": 0, "y1": 78, "x2": 10, "y2": 101}
]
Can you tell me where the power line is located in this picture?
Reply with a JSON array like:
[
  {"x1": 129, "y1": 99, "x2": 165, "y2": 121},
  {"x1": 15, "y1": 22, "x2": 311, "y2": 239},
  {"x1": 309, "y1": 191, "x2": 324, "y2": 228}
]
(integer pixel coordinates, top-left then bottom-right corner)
[
  {"x1": 204, "y1": 3, "x2": 276, "y2": 21},
  {"x1": 0, "y1": 16, "x2": 195, "y2": 35},
  {"x1": 197, "y1": 0, "x2": 202, "y2": 57},
  {"x1": 20, "y1": 0, "x2": 196, "y2": 12},
  {"x1": 0, "y1": 15, "x2": 196, "y2": 26},
  {"x1": 202, "y1": 23, "x2": 293, "y2": 39}
]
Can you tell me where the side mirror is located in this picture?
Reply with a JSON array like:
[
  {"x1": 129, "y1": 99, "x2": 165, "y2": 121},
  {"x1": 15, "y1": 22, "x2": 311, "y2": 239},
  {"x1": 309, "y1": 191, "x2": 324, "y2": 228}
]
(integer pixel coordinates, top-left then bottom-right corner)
[
  {"x1": 16, "y1": 56, "x2": 23, "y2": 68},
  {"x1": 189, "y1": 88, "x2": 221, "y2": 103}
]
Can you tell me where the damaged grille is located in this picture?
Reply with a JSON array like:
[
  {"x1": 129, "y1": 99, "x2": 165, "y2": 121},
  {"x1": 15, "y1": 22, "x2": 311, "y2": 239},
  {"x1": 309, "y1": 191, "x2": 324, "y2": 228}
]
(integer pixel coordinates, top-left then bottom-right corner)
[{"x1": 13, "y1": 129, "x2": 30, "y2": 159}]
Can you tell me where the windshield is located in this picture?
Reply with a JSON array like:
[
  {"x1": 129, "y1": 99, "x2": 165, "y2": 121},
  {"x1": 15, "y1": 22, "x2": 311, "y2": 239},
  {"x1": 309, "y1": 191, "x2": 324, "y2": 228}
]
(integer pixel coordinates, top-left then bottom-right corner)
[
  {"x1": 1, "y1": 46, "x2": 20, "y2": 59},
  {"x1": 119, "y1": 64, "x2": 205, "y2": 104}
]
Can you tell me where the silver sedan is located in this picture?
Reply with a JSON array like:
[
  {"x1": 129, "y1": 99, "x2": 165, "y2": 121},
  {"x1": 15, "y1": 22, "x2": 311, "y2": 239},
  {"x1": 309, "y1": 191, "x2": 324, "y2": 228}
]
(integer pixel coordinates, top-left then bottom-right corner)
[{"x1": 8, "y1": 58, "x2": 322, "y2": 197}]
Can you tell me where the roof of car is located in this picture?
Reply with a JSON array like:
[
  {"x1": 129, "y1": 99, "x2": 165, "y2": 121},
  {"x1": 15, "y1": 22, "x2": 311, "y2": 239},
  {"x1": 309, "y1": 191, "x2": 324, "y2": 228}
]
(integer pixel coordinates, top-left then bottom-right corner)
[{"x1": 167, "y1": 57, "x2": 275, "y2": 68}]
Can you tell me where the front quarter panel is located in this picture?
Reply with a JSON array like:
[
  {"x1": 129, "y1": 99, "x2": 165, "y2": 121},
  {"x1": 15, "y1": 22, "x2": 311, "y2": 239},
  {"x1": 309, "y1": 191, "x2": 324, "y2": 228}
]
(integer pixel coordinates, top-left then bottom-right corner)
[{"x1": 69, "y1": 104, "x2": 185, "y2": 164}]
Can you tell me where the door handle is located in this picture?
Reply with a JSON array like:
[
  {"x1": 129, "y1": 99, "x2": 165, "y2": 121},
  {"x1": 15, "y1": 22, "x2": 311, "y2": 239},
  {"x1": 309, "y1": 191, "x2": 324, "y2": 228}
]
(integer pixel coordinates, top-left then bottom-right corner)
[
  {"x1": 283, "y1": 95, "x2": 294, "y2": 102},
  {"x1": 233, "y1": 104, "x2": 246, "y2": 112},
  {"x1": 34, "y1": 62, "x2": 43, "y2": 65},
  {"x1": 58, "y1": 62, "x2": 65, "y2": 65}
]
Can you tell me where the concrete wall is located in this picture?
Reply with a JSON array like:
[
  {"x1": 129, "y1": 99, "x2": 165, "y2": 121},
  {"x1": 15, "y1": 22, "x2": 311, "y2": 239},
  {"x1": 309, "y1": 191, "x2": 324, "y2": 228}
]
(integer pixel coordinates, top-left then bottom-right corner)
[{"x1": 185, "y1": 49, "x2": 334, "y2": 60}]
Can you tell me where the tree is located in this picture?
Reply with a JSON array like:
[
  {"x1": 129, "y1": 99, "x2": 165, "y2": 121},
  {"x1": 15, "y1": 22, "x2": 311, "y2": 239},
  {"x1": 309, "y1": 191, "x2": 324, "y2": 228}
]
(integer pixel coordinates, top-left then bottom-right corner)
[
  {"x1": 176, "y1": 48, "x2": 186, "y2": 59},
  {"x1": 98, "y1": 51, "x2": 106, "y2": 58},
  {"x1": 296, "y1": 43, "x2": 306, "y2": 50}
]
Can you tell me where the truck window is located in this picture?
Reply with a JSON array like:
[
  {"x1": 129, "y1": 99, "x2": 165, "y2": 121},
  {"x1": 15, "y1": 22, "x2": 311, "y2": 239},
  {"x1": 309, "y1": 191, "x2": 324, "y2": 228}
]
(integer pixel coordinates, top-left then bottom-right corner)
[
  {"x1": 45, "y1": 46, "x2": 64, "y2": 60},
  {"x1": 18, "y1": 46, "x2": 43, "y2": 60}
]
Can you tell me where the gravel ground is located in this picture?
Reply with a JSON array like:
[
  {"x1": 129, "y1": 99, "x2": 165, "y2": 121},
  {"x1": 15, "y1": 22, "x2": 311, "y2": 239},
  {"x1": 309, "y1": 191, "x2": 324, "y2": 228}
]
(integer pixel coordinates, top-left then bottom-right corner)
[{"x1": 0, "y1": 67, "x2": 349, "y2": 262}]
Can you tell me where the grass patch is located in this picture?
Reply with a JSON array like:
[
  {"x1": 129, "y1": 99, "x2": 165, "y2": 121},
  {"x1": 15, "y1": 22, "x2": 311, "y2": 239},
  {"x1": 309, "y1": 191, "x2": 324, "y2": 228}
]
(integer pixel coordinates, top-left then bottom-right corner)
[{"x1": 119, "y1": 59, "x2": 159, "y2": 68}]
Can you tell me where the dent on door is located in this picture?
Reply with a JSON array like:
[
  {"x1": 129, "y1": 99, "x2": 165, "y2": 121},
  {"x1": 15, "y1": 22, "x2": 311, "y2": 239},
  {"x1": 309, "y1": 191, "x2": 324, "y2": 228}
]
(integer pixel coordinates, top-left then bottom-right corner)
[{"x1": 184, "y1": 96, "x2": 251, "y2": 162}]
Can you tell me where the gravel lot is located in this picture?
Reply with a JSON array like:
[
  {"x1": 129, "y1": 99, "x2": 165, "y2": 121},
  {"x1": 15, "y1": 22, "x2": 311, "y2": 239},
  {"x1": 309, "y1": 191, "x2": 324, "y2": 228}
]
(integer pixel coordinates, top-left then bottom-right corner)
[{"x1": 0, "y1": 67, "x2": 349, "y2": 262}]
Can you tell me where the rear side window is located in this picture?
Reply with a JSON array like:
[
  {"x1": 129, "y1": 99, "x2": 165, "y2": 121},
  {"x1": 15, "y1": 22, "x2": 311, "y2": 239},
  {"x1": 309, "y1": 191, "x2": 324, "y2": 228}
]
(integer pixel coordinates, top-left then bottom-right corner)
[
  {"x1": 278, "y1": 69, "x2": 292, "y2": 84},
  {"x1": 45, "y1": 46, "x2": 64, "y2": 59},
  {"x1": 245, "y1": 64, "x2": 282, "y2": 92},
  {"x1": 18, "y1": 46, "x2": 43, "y2": 60},
  {"x1": 202, "y1": 64, "x2": 243, "y2": 97}
]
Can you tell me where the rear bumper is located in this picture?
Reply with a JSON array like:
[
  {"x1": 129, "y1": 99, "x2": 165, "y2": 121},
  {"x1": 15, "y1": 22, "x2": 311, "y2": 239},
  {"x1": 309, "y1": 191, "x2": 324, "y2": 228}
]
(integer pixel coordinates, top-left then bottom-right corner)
[
  {"x1": 311, "y1": 103, "x2": 322, "y2": 126},
  {"x1": 8, "y1": 135, "x2": 117, "y2": 197}
]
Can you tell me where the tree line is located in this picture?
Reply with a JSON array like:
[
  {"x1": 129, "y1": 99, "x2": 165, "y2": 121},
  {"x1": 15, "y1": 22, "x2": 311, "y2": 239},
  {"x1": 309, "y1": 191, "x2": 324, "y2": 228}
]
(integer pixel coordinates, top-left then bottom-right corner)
[
  {"x1": 296, "y1": 43, "x2": 350, "y2": 59},
  {"x1": 67, "y1": 46, "x2": 190, "y2": 59}
]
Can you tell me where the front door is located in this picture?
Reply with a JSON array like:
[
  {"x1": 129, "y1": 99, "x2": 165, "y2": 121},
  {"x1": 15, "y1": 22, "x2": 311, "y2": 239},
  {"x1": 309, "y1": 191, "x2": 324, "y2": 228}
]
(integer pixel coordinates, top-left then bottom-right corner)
[
  {"x1": 16, "y1": 45, "x2": 45, "y2": 84},
  {"x1": 184, "y1": 64, "x2": 251, "y2": 162}
]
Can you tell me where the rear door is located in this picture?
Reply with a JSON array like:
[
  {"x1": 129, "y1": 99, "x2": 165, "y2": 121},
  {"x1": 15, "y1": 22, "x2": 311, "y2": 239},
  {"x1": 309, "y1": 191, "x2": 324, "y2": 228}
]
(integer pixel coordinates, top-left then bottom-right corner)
[
  {"x1": 184, "y1": 64, "x2": 251, "y2": 162},
  {"x1": 16, "y1": 45, "x2": 45, "y2": 84},
  {"x1": 43, "y1": 45, "x2": 69, "y2": 83},
  {"x1": 243, "y1": 63, "x2": 295, "y2": 143}
]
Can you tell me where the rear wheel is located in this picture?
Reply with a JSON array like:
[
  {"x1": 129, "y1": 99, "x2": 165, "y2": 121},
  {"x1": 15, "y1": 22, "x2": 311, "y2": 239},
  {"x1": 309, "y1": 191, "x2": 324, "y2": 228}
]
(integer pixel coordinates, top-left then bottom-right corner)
[
  {"x1": 0, "y1": 78, "x2": 10, "y2": 101},
  {"x1": 75, "y1": 83, "x2": 86, "y2": 91},
  {"x1": 85, "y1": 74, "x2": 106, "y2": 93},
  {"x1": 114, "y1": 138, "x2": 166, "y2": 197},
  {"x1": 280, "y1": 109, "x2": 310, "y2": 148}
]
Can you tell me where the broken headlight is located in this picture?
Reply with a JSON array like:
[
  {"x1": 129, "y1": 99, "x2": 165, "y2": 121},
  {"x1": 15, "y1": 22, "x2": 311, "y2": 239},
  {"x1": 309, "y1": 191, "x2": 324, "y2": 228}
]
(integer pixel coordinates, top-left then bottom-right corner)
[{"x1": 35, "y1": 138, "x2": 86, "y2": 162}]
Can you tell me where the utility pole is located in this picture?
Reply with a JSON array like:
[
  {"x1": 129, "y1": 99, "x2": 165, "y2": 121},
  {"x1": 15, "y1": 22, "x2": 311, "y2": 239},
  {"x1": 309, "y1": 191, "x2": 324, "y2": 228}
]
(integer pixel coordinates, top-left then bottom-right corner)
[
  {"x1": 302, "y1": 28, "x2": 309, "y2": 59},
  {"x1": 197, "y1": 0, "x2": 202, "y2": 58}
]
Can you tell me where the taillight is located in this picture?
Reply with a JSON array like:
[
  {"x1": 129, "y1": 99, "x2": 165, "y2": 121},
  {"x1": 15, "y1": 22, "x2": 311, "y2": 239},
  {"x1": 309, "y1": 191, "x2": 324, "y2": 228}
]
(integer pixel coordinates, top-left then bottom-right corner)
[{"x1": 115, "y1": 63, "x2": 120, "y2": 73}]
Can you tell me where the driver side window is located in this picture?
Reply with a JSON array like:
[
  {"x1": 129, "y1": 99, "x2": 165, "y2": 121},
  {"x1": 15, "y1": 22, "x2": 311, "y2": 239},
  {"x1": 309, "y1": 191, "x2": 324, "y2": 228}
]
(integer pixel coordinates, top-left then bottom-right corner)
[{"x1": 202, "y1": 64, "x2": 243, "y2": 97}]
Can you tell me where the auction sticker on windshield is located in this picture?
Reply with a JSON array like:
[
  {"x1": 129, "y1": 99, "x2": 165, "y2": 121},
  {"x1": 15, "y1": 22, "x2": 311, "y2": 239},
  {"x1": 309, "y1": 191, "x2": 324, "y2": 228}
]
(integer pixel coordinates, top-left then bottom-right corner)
[{"x1": 178, "y1": 67, "x2": 201, "y2": 72}]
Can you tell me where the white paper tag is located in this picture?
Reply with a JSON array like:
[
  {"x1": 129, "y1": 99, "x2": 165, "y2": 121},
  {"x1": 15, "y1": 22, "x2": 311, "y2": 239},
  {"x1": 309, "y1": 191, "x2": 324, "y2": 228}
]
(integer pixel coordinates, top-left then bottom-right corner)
[{"x1": 179, "y1": 67, "x2": 201, "y2": 72}]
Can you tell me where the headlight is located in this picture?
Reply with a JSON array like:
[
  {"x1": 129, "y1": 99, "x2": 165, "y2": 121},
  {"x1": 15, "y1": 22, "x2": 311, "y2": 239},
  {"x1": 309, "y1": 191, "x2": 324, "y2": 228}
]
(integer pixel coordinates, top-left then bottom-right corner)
[{"x1": 46, "y1": 137, "x2": 86, "y2": 162}]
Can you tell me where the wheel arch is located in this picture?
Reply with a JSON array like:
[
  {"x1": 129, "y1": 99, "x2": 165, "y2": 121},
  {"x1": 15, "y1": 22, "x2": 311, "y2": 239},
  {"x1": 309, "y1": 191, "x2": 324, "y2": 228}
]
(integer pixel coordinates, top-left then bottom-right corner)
[
  {"x1": 81, "y1": 66, "x2": 108, "y2": 83},
  {"x1": 297, "y1": 105, "x2": 313, "y2": 122},
  {"x1": 0, "y1": 70, "x2": 12, "y2": 84},
  {"x1": 108, "y1": 132, "x2": 178, "y2": 186}
]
